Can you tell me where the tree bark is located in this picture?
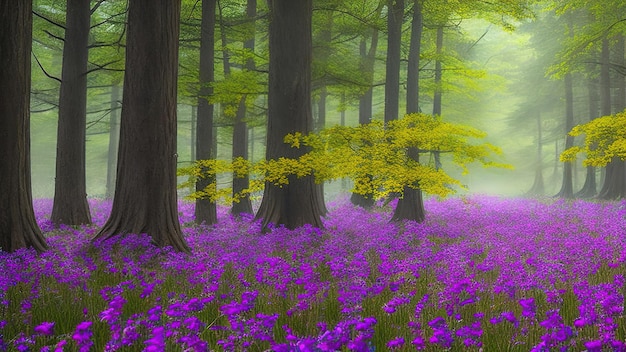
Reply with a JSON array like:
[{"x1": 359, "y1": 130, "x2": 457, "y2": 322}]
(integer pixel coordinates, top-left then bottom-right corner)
[
  {"x1": 51, "y1": 0, "x2": 92, "y2": 226},
  {"x1": 105, "y1": 84, "x2": 121, "y2": 199},
  {"x1": 92, "y1": 0, "x2": 189, "y2": 252},
  {"x1": 0, "y1": 0, "x2": 48, "y2": 253},
  {"x1": 393, "y1": 0, "x2": 425, "y2": 223},
  {"x1": 384, "y1": 0, "x2": 404, "y2": 123},
  {"x1": 231, "y1": 0, "x2": 256, "y2": 216},
  {"x1": 195, "y1": 0, "x2": 218, "y2": 224},
  {"x1": 255, "y1": 0, "x2": 324, "y2": 230}
]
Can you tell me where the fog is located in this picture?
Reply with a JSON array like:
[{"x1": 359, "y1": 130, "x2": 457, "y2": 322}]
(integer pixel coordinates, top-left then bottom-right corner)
[{"x1": 29, "y1": 4, "x2": 619, "y2": 201}]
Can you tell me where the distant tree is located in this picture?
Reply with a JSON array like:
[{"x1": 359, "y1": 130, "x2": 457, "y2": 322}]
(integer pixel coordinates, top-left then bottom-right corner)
[
  {"x1": 105, "y1": 84, "x2": 121, "y2": 199},
  {"x1": 0, "y1": 0, "x2": 48, "y2": 253},
  {"x1": 93, "y1": 0, "x2": 190, "y2": 252},
  {"x1": 51, "y1": 0, "x2": 92, "y2": 226},
  {"x1": 231, "y1": 0, "x2": 256, "y2": 217},
  {"x1": 195, "y1": 0, "x2": 218, "y2": 225},
  {"x1": 254, "y1": 0, "x2": 325, "y2": 230}
]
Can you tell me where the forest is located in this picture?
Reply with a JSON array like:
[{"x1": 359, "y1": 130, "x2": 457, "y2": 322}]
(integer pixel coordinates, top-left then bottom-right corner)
[{"x1": 1, "y1": 0, "x2": 626, "y2": 351}]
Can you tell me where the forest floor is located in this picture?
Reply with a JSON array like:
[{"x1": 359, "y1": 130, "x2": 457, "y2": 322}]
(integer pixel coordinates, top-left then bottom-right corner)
[{"x1": 2, "y1": 195, "x2": 626, "y2": 351}]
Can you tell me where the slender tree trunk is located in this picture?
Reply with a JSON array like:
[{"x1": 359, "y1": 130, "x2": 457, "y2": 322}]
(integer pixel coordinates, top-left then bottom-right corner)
[
  {"x1": 526, "y1": 108, "x2": 545, "y2": 196},
  {"x1": 351, "y1": 2, "x2": 383, "y2": 208},
  {"x1": 231, "y1": 0, "x2": 256, "y2": 216},
  {"x1": 105, "y1": 84, "x2": 121, "y2": 199},
  {"x1": 0, "y1": 0, "x2": 47, "y2": 253},
  {"x1": 393, "y1": 0, "x2": 425, "y2": 223},
  {"x1": 597, "y1": 36, "x2": 626, "y2": 199},
  {"x1": 384, "y1": 0, "x2": 404, "y2": 123},
  {"x1": 195, "y1": 0, "x2": 218, "y2": 224},
  {"x1": 555, "y1": 73, "x2": 575, "y2": 198},
  {"x1": 431, "y1": 25, "x2": 444, "y2": 169},
  {"x1": 51, "y1": 0, "x2": 91, "y2": 226},
  {"x1": 433, "y1": 26, "x2": 444, "y2": 117},
  {"x1": 93, "y1": 0, "x2": 189, "y2": 252},
  {"x1": 190, "y1": 105, "x2": 196, "y2": 162},
  {"x1": 255, "y1": 0, "x2": 324, "y2": 230},
  {"x1": 575, "y1": 74, "x2": 599, "y2": 198}
]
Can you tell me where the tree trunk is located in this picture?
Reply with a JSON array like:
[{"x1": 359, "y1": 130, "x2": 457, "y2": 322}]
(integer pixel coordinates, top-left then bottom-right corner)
[
  {"x1": 555, "y1": 73, "x2": 575, "y2": 198},
  {"x1": 231, "y1": 0, "x2": 256, "y2": 216},
  {"x1": 105, "y1": 84, "x2": 121, "y2": 199},
  {"x1": 526, "y1": 109, "x2": 545, "y2": 196},
  {"x1": 433, "y1": 25, "x2": 444, "y2": 117},
  {"x1": 575, "y1": 73, "x2": 599, "y2": 198},
  {"x1": 351, "y1": 2, "x2": 383, "y2": 208},
  {"x1": 255, "y1": 0, "x2": 324, "y2": 230},
  {"x1": 384, "y1": 0, "x2": 404, "y2": 123},
  {"x1": 190, "y1": 105, "x2": 196, "y2": 162},
  {"x1": 195, "y1": 0, "x2": 218, "y2": 224},
  {"x1": 393, "y1": 0, "x2": 425, "y2": 223},
  {"x1": 597, "y1": 36, "x2": 624, "y2": 199},
  {"x1": 93, "y1": 0, "x2": 189, "y2": 252},
  {"x1": 0, "y1": 0, "x2": 48, "y2": 253},
  {"x1": 51, "y1": 0, "x2": 91, "y2": 226}
]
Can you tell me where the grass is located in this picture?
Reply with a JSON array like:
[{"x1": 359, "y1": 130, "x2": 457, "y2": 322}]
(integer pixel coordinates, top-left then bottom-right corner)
[{"x1": 2, "y1": 195, "x2": 626, "y2": 351}]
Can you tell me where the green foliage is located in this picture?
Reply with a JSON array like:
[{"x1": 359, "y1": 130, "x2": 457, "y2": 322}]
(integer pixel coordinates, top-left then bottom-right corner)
[
  {"x1": 179, "y1": 113, "x2": 510, "y2": 203},
  {"x1": 561, "y1": 109, "x2": 626, "y2": 167}
]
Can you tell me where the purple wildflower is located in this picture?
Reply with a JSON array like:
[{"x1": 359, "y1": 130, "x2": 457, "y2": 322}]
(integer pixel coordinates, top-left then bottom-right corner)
[{"x1": 34, "y1": 321, "x2": 55, "y2": 336}]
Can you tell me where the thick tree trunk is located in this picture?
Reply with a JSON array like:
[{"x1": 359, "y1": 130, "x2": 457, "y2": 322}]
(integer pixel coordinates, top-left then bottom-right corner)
[
  {"x1": 93, "y1": 0, "x2": 189, "y2": 252},
  {"x1": 255, "y1": 0, "x2": 324, "y2": 230},
  {"x1": 195, "y1": 0, "x2": 218, "y2": 224},
  {"x1": 555, "y1": 73, "x2": 575, "y2": 198},
  {"x1": 0, "y1": 0, "x2": 48, "y2": 253},
  {"x1": 51, "y1": 0, "x2": 92, "y2": 226},
  {"x1": 393, "y1": 0, "x2": 425, "y2": 223},
  {"x1": 105, "y1": 84, "x2": 121, "y2": 199},
  {"x1": 231, "y1": 0, "x2": 256, "y2": 216}
]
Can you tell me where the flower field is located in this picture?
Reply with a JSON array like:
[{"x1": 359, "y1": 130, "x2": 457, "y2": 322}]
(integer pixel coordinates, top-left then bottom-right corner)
[{"x1": 2, "y1": 196, "x2": 626, "y2": 351}]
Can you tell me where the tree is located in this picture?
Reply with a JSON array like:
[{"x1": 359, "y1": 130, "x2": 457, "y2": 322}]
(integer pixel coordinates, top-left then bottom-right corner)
[
  {"x1": 195, "y1": 0, "x2": 218, "y2": 225},
  {"x1": 392, "y1": 0, "x2": 426, "y2": 223},
  {"x1": 93, "y1": 0, "x2": 190, "y2": 252},
  {"x1": 231, "y1": 0, "x2": 256, "y2": 216},
  {"x1": 384, "y1": 0, "x2": 404, "y2": 123},
  {"x1": 254, "y1": 0, "x2": 324, "y2": 230},
  {"x1": 351, "y1": 0, "x2": 384, "y2": 209},
  {"x1": 51, "y1": 0, "x2": 92, "y2": 226},
  {"x1": 0, "y1": 0, "x2": 48, "y2": 253}
]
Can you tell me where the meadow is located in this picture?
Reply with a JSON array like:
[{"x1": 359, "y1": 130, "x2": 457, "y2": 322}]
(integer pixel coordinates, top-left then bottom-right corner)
[{"x1": 1, "y1": 196, "x2": 625, "y2": 351}]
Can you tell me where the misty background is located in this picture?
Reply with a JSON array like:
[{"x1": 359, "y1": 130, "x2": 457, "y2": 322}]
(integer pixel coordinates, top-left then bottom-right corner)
[{"x1": 28, "y1": 2, "x2": 612, "y2": 200}]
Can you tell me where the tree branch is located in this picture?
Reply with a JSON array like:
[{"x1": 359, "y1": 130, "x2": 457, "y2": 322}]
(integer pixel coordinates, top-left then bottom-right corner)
[
  {"x1": 32, "y1": 52, "x2": 62, "y2": 83},
  {"x1": 33, "y1": 10, "x2": 66, "y2": 29}
]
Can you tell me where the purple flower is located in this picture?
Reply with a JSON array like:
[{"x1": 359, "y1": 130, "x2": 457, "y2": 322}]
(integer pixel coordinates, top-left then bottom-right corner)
[
  {"x1": 387, "y1": 337, "x2": 404, "y2": 349},
  {"x1": 72, "y1": 321, "x2": 93, "y2": 352},
  {"x1": 519, "y1": 297, "x2": 536, "y2": 318},
  {"x1": 145, "y1": 326, "x2": 166, "y2": 351},
  {"x1": 584, "y1": 340, "x2": 603, "y2": 352},
  {"x1": 34, "y1": 321, "x2": 55, "y2": 336}
]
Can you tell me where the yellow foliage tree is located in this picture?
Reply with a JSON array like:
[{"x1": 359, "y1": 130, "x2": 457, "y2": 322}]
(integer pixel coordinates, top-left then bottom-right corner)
[
  {"x1": 179, "y1": 113, "x2": 509, "y2": 205},
  {"x1": 561, "y1": 109, "x2": 626, "y2": 167}
]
